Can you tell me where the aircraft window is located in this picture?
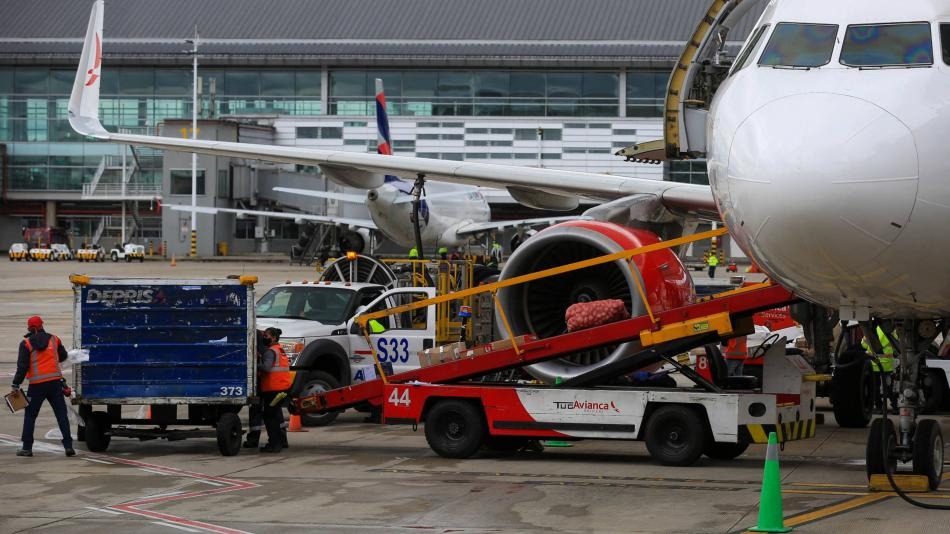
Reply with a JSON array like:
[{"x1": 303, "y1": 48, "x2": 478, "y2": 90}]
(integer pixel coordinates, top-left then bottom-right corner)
[
  {"x1": 731, "y1": 24, "x2": 770, "y2": 75},
  {"x1": 939, "y1": 23, "x2": 950, "y2": 65},
  {"x1": 758, "y1": 23, "x2": 838, "y2": 68},
  {"x1": 841, "y1": 23, "x2": 933, "y2": 66}
]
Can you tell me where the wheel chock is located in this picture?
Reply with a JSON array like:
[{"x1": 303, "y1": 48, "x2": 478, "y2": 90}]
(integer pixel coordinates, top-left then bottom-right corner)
[{"x1": 868, "y1": 474, "x2": 930, "y2": 493}]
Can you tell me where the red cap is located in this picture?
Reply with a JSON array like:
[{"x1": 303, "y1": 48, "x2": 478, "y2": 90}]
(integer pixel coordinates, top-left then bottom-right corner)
[{"x1": 27, "y1": 315, "x2": 43, "y2": 330}]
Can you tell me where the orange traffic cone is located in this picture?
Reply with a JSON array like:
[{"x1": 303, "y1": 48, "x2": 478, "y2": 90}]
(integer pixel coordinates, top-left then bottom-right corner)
[
  {"x1": 288, "y1": 414, "x2": 307, "y2": 432},
  {"x1": 170, "y1": 254, "x2": 177, "y2": 267}
]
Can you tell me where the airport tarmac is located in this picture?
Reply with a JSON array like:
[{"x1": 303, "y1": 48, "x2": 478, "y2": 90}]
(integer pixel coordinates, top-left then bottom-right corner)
[{"x1": 1, "y1": 259, "x2": 949, "y2": 533}]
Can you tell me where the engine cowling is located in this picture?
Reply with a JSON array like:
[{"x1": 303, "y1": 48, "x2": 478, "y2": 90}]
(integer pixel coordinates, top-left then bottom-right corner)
[{"x1": 496, "y1": 220, "x2": 694, "y2": 383}]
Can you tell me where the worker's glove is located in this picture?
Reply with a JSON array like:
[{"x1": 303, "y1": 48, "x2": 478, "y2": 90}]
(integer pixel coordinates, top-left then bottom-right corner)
[
  {"x1": 61, "y1": 379, "x2": 72, "y2": 398},
  {"x1": 10, "y1": 384, "x2": 20, "y2": 392}
]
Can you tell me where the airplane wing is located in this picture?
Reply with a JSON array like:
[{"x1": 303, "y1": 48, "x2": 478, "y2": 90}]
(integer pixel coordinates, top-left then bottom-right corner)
[
  {"x1": 165, "y1": 204, "x2": 378, "y2": 230},
  {"x1": 272, "y1": 187, "x2": 367, "y2": 204},
  {"x1": 454, "y1": 216, "x2": 588, "y2": 236},
  {"x1": 69, "y1": 1, "x2": 718, "y2": 219}
]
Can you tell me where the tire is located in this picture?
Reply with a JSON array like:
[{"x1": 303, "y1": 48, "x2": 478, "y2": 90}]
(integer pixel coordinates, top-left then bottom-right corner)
[
  {"x1": 111, "y1": 252, "x2": 118, "y2": 262},
  {"x1": 644, "y1": 405, "x2": 707, "y2": 466},
  {"x1": 425, "y1": 399, "x2": 486, "y2": 459},
  {"x1": 866, "y1": 417, "x2": 896, "y2": 479},
  {"x1": 912, "y1": 418, "x2": 944, "y2": 490},
  {"x1": 139, "y1": 257, "x2": 145, "y2": 263},
  {"x1": 216, "y1": 412, "x2": 242, "y2": 456},
  {"x1": 704, "y1": 440, "x2": 750, "y2": 460},
  {"x1": 920, "y1": 369, "x2": 945, "y2": 415},
  {"x1": 298, "y1": 370, "x2": 341, "y2": 427},
  {"x1": 832, "y1": 354, "x2": 874, "y2": 428},
  {"x1": 85, "y1": 411, "x2": 112, "y2": 452},
  {"x1": 126, "y1": 256, "x2": 132, "y2": 263}
]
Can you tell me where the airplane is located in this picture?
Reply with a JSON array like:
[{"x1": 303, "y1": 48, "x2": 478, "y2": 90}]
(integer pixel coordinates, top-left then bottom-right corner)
[
  {"x1": 69, "y1": 0, "x2": 950, "y2": 476},
  {"x1": 166, "y1": 78, "x2": 579, "y2": 254}
]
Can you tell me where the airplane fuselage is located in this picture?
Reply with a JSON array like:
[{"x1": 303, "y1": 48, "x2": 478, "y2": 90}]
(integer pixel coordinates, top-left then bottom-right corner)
[
  {"x1": 366, "y1": 181, "x2": 492, "y2": 249},
  {"x1": 708, "y1": 0, "x2": 950, "y2": 317}
]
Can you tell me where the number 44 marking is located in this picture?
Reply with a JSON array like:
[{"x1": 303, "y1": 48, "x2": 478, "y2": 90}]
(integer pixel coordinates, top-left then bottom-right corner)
[{"x1": 388, "y1": 388, "x2": 411, "y2": 407}]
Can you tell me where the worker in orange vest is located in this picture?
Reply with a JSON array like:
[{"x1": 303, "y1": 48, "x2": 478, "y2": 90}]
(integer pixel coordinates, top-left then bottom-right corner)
[
  {"x1": 258, "y1": 327, "x2": 292, "y2": 453},
  {"x1": 723, "y1": 336, "x2": 748, "y2": 375},
  {"x1": 11, "y1": 316, "x2": 74, "y2": 457}
]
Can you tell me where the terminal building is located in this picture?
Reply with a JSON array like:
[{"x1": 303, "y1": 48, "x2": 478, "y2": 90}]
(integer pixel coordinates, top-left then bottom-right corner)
[{"x1": 0, "y1": 0, "x2": 757, "y2": 257}]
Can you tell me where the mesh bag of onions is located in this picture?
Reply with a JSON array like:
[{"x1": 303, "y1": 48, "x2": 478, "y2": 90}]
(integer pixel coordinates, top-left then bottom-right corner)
[{"x1": 565, "y1": 299, "x2": 630, "y2": 332}]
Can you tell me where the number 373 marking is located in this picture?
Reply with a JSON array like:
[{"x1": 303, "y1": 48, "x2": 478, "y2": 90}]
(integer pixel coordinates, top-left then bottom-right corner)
[
  {"x1": 388, "y1": 388, "x2": 411, "y2": 407},
  {"x1": 220, "y1": 386, "x2": 244, "y2": 396}
]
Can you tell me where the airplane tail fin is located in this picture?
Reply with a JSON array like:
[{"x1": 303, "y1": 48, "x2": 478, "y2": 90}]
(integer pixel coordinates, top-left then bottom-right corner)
[
  {"x1": 374, "y1": 78, "x2": 400, "y2": 184},
  {"x1": 68, "y1": 0, "x2": 109, "y2": 139}
]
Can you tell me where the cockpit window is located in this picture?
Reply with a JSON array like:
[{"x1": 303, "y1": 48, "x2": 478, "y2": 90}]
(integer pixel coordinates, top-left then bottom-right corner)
[
  {"x1": 841, "y1": 23, "x2": 933, "y2": 67},
  {"x1": 938, "y1": 24, "x2": 950, "y2": 65},
  {"x1": 758, "y1": 23, "x2": 838, "y2": 68},
  {"x1": 731, "y1": 24, "x2": 770, "y2": 75}
]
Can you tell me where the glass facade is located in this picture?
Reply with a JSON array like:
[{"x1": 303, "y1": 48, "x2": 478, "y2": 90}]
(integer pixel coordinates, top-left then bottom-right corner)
[
  {"x1": 0, "y1": 66, "x2": 671, "y2": 196},
  {"x1": 329, "y1": 70, "x2": 624, "y2": 117}
]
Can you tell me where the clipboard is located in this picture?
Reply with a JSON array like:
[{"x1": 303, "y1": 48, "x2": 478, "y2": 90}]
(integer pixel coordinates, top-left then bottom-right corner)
[{"x1": 4, "y1": 389, "x2": 27, "y2": 413}]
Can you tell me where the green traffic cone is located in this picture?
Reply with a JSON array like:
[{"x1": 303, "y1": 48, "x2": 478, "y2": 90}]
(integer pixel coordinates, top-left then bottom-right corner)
[
  {"x1": 544, "y1": 376, "x2": 573, "y2": 448},
  {"x1": 749, "y1": 432, "x2": 791, "y2": 533}
]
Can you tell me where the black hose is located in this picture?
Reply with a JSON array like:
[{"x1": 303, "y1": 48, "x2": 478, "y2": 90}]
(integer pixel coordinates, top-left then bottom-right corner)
[{"x1": 867, "y1": 353, "x2": 950, "y2": 509}]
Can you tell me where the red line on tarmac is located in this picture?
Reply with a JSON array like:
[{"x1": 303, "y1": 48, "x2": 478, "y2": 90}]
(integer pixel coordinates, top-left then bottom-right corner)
[{"x1": 0, "y1": 433, "x2": 258, "y2": 534}]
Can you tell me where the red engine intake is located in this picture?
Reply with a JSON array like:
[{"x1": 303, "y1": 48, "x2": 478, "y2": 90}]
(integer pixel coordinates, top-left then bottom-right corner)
[{"x1": 496, "y1": 220, "x2": 694, "y2": 383}]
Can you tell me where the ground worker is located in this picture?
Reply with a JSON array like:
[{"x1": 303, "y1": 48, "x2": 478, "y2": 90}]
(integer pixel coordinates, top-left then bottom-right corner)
[
  {"x1": 11, "y1": 316, "x2": 74, "y2": 457},
  {"x1": 707, "y1": 251, "x2": 719, "y2": 278},
  {"x1": 723, "y1": 336, "x2": 748, "y2": 375},
  {"x1": 408, "y1": 247, "x2": 419, "y2": 259},
  {"x1": 257, "y1": 327, "x2": 293, "y2": 452},
  {"x1": 861, "y1": 325, "x2": 896, "y2": 373},
  {"x1": 489, "y1": 242, "x2": 503, "y2": 267}
]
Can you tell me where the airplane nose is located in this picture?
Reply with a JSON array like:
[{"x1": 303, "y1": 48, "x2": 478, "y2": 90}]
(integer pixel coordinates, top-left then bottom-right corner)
[{"x1": 722, "y1": 93, "x2": 919, "y2": 291}]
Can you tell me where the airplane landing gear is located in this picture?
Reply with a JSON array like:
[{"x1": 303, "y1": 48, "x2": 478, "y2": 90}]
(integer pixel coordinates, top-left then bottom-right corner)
[{"x1": 865, "y1": 320, "x2": 944, "y2": 490}]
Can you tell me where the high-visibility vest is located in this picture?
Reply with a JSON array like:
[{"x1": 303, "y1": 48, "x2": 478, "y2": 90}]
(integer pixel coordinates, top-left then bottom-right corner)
[
  {"x1": 260, "y1": 344, "x2": 293, "y2": 392},
  {"x1": 368, "y1": 319, "x2": 386, "y2": 334},
  {"x1": 24, "y1": 335, "x2": 63, "y2": 385},
  {"x1": 861, "y1": 327, "x2": 895, "y2": 372},
  {"x1": 723, "y1": 336, "x2": 748, "y2": 361},
  {"x1": 707, "y1": 255, "x2": 719, "y2": 267}
]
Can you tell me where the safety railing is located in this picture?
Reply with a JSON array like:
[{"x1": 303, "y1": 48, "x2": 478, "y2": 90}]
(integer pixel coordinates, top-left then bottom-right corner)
[{"x1": 355, "y1": 226, "x2": 732, "y2": 384}]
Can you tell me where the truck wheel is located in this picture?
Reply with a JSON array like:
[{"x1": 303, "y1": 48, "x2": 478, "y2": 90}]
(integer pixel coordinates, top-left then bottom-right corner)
[
  {"x1": 111, "y1": 252, "x2": 118, "y2": 262},
  {"x1": 85, "y1": 411, "x2": 112, "y2": 452},
  {"x1": 126, "y1": 255, "x2": 132, "y2": 263},
  {"x1": 920, "y1": 369, "x2": 945, "y2": 414},
  {"x1": 139, "y1": 257, "x2": 145, "y2": 263},
  {"x1": 216, "y1": 412, "x2": 243, "y2": 456},
  {"x1": 644, "y1": 405, "x2": 707, "y2": 466},
  {"x1": 425, "y1": 399, "x2": 485, "y2": 459},
  {"x1": 299, "y1": 371, "x2": 341, "y2": 427},
  {"x1": 912, "y1": 419, "x2": 943, "y2": 490},
  {"x1": 832, "y1": 354, "x2": 873, "y2": 428},
  {"x1": 704, "y1": 440, "x2": 750, "y2": 460},
  {"x1": 866, "y1": 417, "x2": 897, "y2": 479}
]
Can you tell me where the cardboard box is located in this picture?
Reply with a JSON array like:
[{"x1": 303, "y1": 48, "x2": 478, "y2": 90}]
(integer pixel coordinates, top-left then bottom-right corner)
[
  {"x1": 489, "y1": 335, "x2": 532, "y2": 352},
  {"x1": 418, "y1": 341, "x2": 468, "y2": 367},
  {"x1": 4, "y1": 389, "x2": 28, "y2": 413}
]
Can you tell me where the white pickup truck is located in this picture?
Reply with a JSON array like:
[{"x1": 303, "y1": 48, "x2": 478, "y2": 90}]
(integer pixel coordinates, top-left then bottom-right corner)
[
  {"x1": 110, "y1": 243, "x2": 145, "y2": 262},
  {"x1": 256, "y1": 281, "x2": 437, "y2": 426}
]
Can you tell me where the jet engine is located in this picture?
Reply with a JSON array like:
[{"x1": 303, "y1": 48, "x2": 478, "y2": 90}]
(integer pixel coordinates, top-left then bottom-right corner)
[
  {"x1": 338, "y1": 228, "x2": 370, "y2": 254},
  {"x1": 496, "y1": 220, "x2": 694, "y2": 383}
]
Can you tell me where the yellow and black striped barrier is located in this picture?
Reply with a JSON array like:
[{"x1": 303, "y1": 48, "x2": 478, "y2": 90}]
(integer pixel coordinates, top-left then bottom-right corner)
[
  {"x1": 740, "y1": 419, "x2": 817, "y2": 444},
  {"x1": 190, "y1": 230, "x2": 197, "y2": 257}
]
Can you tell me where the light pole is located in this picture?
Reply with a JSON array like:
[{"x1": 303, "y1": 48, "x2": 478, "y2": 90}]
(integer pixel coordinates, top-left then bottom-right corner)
[{"x1": 186, "y1": 26, "x2": 199, "y2": 257}]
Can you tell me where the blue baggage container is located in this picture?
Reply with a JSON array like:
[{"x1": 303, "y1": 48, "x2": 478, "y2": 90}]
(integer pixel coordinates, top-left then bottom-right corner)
[{"x1": 70, "y1": 275, "x2": 258, "y2": 455}]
